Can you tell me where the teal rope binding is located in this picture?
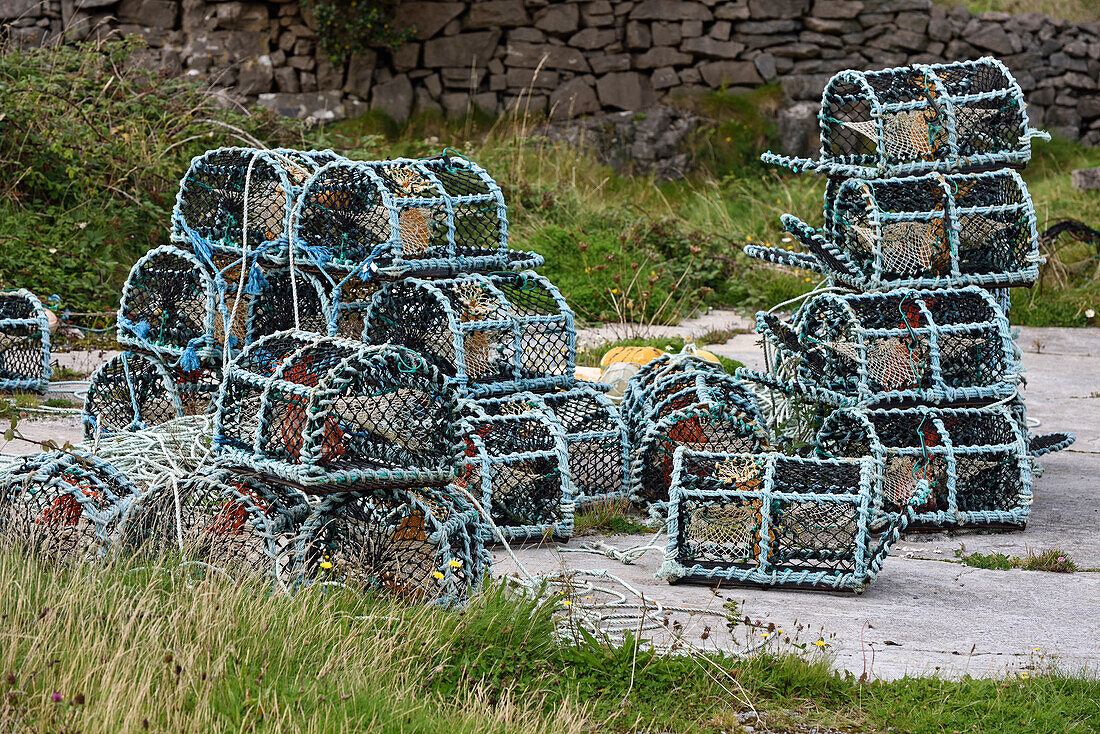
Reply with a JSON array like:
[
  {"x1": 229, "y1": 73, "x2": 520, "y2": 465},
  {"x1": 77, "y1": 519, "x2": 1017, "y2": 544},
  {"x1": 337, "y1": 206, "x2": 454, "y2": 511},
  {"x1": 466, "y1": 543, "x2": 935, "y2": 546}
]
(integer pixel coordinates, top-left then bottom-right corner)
[
  {"x1": 657, "y1": 449, "x2": 929, "y2": 593},
  {"x1": 458, "y1": 404, "x2": 574, "y2": 544},
  {"x1": 760, "y1": 57, "x2": 1048, "y2": 179},
  {"x1": 289, "y1": 484, "x2": 489, "y2": 606},
  {"x1": 361, "y1": 271, "x2": 577, "y2": 398},
  {"x1": 0, "y1": 288, "x2": 52, "y2": 393},
  {"x1": 747, "y1": 286, "x2": 1020, "y2": 408},
  {"x1": 212, "y1": 330, "x2": 463, "y2": 492},
  {"x1": 815, "y1": 405, "x2": 1033, "y2": 530}
]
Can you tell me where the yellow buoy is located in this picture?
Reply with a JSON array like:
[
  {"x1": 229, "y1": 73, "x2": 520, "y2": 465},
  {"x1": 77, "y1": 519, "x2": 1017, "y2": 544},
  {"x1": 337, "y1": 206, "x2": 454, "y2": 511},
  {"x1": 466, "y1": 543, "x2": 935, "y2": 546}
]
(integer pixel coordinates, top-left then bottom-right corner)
[{"x1": 599, "y1": 346, "x2": 667, "y2": 368}]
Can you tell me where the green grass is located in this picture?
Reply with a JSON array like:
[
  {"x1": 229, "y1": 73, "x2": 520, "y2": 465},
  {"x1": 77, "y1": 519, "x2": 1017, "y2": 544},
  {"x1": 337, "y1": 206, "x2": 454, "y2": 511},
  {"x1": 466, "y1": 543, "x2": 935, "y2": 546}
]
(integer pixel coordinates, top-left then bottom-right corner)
[
  {"x1": 956, "y1": 546, "x2": 1078, "y2": 572},
  {"x1": 573, "y1": 499, "x2": 655, "y2": 535},
  {"x1": 2, "y1": 549, "x2": 1098, "y2": 733},
  {"x1": 933, "y1": 0, "x2": 1099, "y2": 22}
]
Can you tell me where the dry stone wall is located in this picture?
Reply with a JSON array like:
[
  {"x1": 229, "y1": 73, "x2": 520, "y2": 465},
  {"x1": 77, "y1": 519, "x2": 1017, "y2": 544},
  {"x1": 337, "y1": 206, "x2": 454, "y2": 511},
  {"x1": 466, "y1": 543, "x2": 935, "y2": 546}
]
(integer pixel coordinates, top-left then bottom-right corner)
[{"x1": 3, "y1": 0, "x2": 1099, "y2": 144}]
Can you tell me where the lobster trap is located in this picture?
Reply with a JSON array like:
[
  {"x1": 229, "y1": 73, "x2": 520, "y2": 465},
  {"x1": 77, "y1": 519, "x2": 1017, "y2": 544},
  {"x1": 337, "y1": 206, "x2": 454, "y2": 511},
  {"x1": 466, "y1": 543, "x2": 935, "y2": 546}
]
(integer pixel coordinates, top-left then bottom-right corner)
[
  {"x1": 761, "y1": 57, "x2": 1045, "y2": 178},
  {"x1": 291, "y1": 485, "x2": 488, "y2": 603},
  {"x1": 362, "y1": 272, "x2": 576, "y2": 397},
  {"x1": 82, "y1": 352, "x2": 221, "y2": 441},
  {"x1": 466, "y1": 383, "x2": 630, "y2": 507},
  {"x1": 816, "y1": 405, "x2": 1032, "y2": 529},
  {"x1": 133, "y1": 467, "x2": 304, "y2": 585},
  {"x1": 292, "y1": 155, "x2": 542, "y2": 277},
  {"x1": 118, "y1": 245, "x2": 258, "y2": 367},
  {"x1": 747, "y1": 169, "x2": 1042, "y2": 290},
  {"x1": 213, "y1": 331, "x2": 462, "y2": 491},
  {"x1": 0, "y1": 452, "x2": 138, "y2": 562},
  {"x1": 629, "y1": 381, "x2": 769, "y2": 509},
  {"x1": 753, "y1": 287, "x2": 1018, "y2": 406},
  {"x1": 459, "y1": 409, "x2": 574, "y2": 543},
  {"x1": 0, "y1": 289, "x2": 51, "y2": 392},
  {"x1": 658, "y1": 450, "x2": 924, "y2": 592},
  {"x1": 172, "y1": 147, "x2": 338, "y2": 260},
  {"x1": 621, "y1": 354, "x2": 726, "y2": 446}
]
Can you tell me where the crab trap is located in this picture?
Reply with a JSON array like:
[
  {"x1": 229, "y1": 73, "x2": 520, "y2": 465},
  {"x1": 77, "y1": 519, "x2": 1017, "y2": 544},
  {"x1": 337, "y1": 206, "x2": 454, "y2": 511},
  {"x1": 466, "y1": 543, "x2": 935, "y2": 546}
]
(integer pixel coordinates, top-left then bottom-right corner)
[
  {"x1": 467, "y1": 383, "x2": 630, "y2": 507},
  {"x1": 82, "y1": 352, "x2": 222, "y2": 441},
  {"x1": 458, "y1": 408, "x2": 574, "y2": 543},
  {"x1": 118, "y1": 245, "x2": 262, "y2": 367},
  {"x1": 0, "y1": 289, "x2": 51, "y2": 392},
  {"x1": 290, "y1": 485, "x2": 488, "y2": 603},
  {"x1": 213, "y1": 331, "x2": 462, "y2": 492},
  {"x1": 291, "y1": 155, "x2": 542, "y2": 277},
  {"x1": 621, "y1": 354, "x2": 726, "y2": 445},
  {"x1": 172, "y1": 147, "x2": 339, "y2": 260},
  {"x1": 657, "y1": 450, "x2": 926, "y2": 592},
  {"x1": 749, "y1": 286, "x2": 1018, "y2": 407},
  {"x1": 362, "y1": 272, "x2": 576, "y2": 397},
  {"x1": 746, "y1": 169, "x2": 1042, "y2": 290},
  {"x1": 629, "y1": 377, "x2": 769, "y2": 508},
  {"x1": 133, "y1": 467, "x2": 304, "y2": 584},
  {"x1": 761, "y1": 57, "x2": 1046, "y2": 178},
  {"x1": 0, "y1": 451, "x2": 138, "y2": 563},
  {"x1": 816, "y1": 405, "x2": 1032, "y2": 529}
]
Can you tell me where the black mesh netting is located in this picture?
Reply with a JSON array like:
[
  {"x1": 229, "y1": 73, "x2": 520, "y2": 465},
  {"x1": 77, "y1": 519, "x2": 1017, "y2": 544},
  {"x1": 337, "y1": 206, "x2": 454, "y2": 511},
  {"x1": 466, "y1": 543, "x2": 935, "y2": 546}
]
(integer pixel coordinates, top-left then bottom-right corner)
[
  {"x1": 0, "y1": 290, "x2": 49, "y2": 390},
  {"x1": 248, "y1": 267, "x2": 331, "y2": 339},
  {"x1": 292, "y1": 485, "x2": 485, "y2": 602},
  {"x1": 215, "y1": 332, "x2": 461, "y2": 491},
  {"x1": 0, "y1": 452, "x2": 137, "y2": 563},
  {"x1": 816, "y1": 406, "x2": 1029, "y2": 528}
]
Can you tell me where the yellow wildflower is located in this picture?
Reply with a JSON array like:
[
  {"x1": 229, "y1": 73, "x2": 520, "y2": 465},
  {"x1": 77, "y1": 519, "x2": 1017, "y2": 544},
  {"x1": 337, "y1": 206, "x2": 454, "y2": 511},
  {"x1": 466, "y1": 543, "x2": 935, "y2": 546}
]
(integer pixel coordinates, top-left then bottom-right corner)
[
  {"x1": 432, "y1": 571, "x2": 444, "y2": 580},
  {"x1": 448, "y1": 559, "x2": 463, "y2": 568}
]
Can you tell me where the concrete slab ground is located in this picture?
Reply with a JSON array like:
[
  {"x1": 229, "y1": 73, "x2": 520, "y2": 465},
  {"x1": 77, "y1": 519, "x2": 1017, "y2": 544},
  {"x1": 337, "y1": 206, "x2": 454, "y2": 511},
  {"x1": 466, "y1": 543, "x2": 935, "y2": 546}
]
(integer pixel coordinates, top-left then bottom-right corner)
[
  {"x1": 516, "y1": 323, "x2": 1100, "y2": 681},
  {"x1": 3, "y1": 324, "x2": 1097, "y2": 680}
]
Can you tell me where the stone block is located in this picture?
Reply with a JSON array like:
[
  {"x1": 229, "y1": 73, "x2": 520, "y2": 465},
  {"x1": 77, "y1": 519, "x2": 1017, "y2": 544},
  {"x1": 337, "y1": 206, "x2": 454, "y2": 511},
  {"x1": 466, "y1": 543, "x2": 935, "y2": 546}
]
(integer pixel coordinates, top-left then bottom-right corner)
[
  {"x1": 534, "y1": 3, "x2": 579, "y2": 34},
  {"x1": 117, "y1": 0, "x2": 179, "y2": 29},
  {"x1": 652, "y1": 21, "x2": 681, "y2": 46},
  {"x1": 505, "y1": 41, "x2": 590, "y2": 71},
  {"x1": 748, "y1": 0, "x2": 810, "y2": 19},
  {"x1": 596, "y1": 71, "x2": 654, "y2": 110},
  {"x1": 625, "y1": 20, "x2": 650, "y2": 49},
  {"x1": 569, "y1": 27, "x2": 617, "y2": 49},
  {"x1": 634, "y1": 46, "x2": 693, "y2": 68},
  {"x1": 423, "y1": 31, "x2": 502, "y2": 67},
  {"x1": 371, "y1": 74, "x2": 414, "y2": 122},
  {"x1": 629, "y1": 0, "x2": 712, "y2": 21},
  {"x1": 813, "y1": 0, "x2": 862, "y2": 17},
  {"x1": 465, "y1": 0, "x2": 529, "y2": 29},
  {"x1": 392, "y1": 2, "x2": 463, "y2": 40},
  {"x1": 549, "y1": 76, "x2": 600, "y2": 119},
  {"x1": 257, "y1": 91, "x2": 345, "y2": 121},
  {"x1": 698, "y1": 60, "x2": 763, "y2": 86},
  {"x1": 275, "y1": 66, "x2": 299, "y2": 94},
  {"x1": 343, "y1": 51, "x2": 376, "y2": 98},
  {"x1": 651, "y1": 66, "x2": 679, "y2": 89},
  {"x1": 681, "y1": 36, "x2": 745, "y2": 58},
  {"x1": 590, "y1": 53, "x2": 632, "y2": 73},
  {"x1": 754, "y1": 52, "x2": 778, "y2": 80},
  {"x1": 506, "y1": 66, "x2": 559, "y2": 89}
]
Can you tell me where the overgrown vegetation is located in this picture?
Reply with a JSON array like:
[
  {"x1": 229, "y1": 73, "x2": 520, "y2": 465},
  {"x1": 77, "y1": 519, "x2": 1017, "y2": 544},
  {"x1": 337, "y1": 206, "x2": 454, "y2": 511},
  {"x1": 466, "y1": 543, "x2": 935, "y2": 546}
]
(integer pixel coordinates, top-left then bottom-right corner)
[
  {"x1": 1, "y1": 40, "x2": 1098, "y2": 331},
  {"x1": 302, "y1": 0, "x2": 412, "y2": 64},
  {"x1": 933, "y1": 0, "x2": 1099, "y2": 22},
  {"x1": 0, "y1": 39, "x2": 305, "y2": 315},
  {"x1": 957, "y1": 546, "x2": 1079, "y2": 572},
  {"x1": 573, "y1": 499, "x2": 655, "y2": 535},
  {"x1": 1, "y1": 550, "x2": 1097, "y2": 734}
]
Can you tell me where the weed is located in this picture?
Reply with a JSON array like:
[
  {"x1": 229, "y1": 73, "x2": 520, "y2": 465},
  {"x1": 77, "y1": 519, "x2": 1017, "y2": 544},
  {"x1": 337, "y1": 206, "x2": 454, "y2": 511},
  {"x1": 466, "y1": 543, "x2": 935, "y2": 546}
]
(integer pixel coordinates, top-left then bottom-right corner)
[
  {"x1": 573, "y1": 500, "x2": 655, "y2": 536},
  {"x1": 42, "y1": 397, "x2": 78, "y2": 409},
  {"x1": 956, "y1": 546, "x2": 1077, "y2": 573},
  {"x1": 49, "y1": 363, "x2": 86, "y2": 381}
]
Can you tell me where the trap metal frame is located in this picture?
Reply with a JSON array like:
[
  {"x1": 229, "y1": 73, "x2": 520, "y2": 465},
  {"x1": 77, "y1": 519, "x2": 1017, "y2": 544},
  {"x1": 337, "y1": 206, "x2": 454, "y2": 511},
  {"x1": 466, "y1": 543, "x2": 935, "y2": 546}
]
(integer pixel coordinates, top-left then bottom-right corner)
[
  {"x1": 761, "y1": 57, "x2": 1046, "y2": 178},
  {"x1": 362, "y1": 271, "x2": 576, "y2": 398},
  {"x1": 745, "y1": 169, "x2": 1042, "y2": 291},
  {"x1": 747, "y1": 286, "x2": 1019, "y2": 407},
  {"x1": 291, "y1": 154, "x2": 542, "y2": 278},
  {"x1": 459, "y1": 408, "x2": 574, "y2": 544},
  {"x1": 291, "y1": 485, "x2": 489, "y2": 605},
  {"x1": 83, "y1": 352, "x2": 183, "y2": 441},
  {"x1": 0, "y1": 288, "x2": 51, "y2": 393},
  {"x1": 816, "y1": 405, "x2": 1033, "y2": 529},
  {"x1": 213, "y1": 331, "x2": 463, "y2": 492},
  {"x1": 658, "y1": 449, "x2": 928, "y2": 592}
]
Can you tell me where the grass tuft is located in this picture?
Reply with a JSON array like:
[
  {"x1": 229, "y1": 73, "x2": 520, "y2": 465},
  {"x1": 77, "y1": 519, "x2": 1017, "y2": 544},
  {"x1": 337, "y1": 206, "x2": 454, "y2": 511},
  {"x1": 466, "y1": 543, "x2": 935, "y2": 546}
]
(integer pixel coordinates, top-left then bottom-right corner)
[{"x1": 956, "y1": 546, "x2": 1077, "y2": 573}]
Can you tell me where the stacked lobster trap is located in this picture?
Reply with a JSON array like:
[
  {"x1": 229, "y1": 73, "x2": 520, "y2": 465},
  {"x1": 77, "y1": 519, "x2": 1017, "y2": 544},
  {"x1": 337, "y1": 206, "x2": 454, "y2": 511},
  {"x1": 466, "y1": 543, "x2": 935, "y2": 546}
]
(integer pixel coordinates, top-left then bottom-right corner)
[
  {"x1": 63, "y1": 144, "x2": 637, "y2": 600},
  {"x1": 737, "y1": 56, "x2": 1074, "y2": 536}
]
